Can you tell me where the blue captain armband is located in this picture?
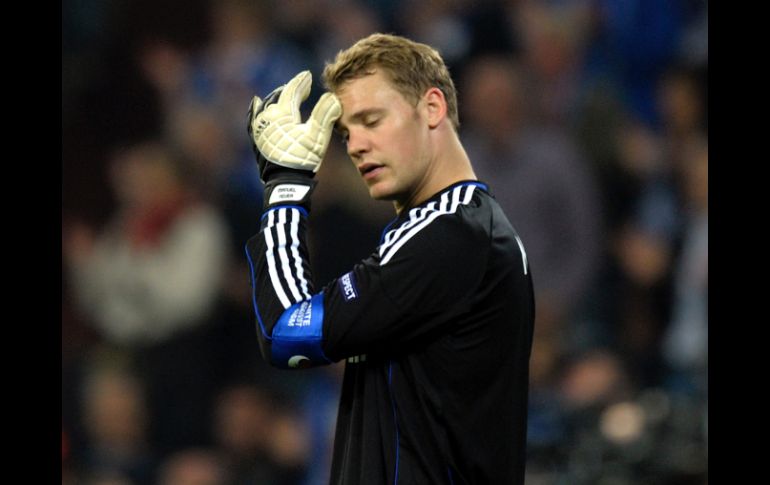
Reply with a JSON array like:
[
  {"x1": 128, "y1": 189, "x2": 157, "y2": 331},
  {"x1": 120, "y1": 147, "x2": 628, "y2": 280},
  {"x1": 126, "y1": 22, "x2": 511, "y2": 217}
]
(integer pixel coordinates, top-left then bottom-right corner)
[{"x1": 271, "y1": 293, "x2": 331, "y2": 369}]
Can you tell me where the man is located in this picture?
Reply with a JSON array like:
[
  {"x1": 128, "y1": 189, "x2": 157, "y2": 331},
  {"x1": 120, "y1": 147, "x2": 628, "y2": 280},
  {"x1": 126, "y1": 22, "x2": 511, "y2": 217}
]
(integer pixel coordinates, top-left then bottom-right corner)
[{"x1": 245, "y1": 33, "x2": 534, "y2": 484}]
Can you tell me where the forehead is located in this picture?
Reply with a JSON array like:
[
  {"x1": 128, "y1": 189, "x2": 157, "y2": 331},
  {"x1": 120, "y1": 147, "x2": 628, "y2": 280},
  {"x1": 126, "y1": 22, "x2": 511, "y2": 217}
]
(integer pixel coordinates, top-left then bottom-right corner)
[{"x1": 336, "y1": 70, "x2": 410, "y2": 122}]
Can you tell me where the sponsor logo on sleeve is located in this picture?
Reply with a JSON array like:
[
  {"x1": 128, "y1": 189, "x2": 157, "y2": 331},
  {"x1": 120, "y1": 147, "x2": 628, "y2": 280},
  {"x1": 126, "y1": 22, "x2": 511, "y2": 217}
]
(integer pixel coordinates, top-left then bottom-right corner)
[{"x1": 339, "y1": 272, "x2": 359, "y2": 302}]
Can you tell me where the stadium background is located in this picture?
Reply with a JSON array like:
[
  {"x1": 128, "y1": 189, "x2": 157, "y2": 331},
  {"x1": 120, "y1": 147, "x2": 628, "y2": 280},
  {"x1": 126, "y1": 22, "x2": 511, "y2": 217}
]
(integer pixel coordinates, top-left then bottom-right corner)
[{"x1": 62, "y1": 1, "x2": 708, "y2": 483}]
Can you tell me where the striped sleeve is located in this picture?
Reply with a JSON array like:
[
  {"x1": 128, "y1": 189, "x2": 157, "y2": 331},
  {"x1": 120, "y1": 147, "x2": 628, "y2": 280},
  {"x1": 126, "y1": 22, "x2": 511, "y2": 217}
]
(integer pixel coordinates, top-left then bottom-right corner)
[
  {"x1": 262, "y1": 206, "x2": 312, "y2": 309},
  {"x1": 246, "y1": 205, "x2": 317, "y2": 357}
]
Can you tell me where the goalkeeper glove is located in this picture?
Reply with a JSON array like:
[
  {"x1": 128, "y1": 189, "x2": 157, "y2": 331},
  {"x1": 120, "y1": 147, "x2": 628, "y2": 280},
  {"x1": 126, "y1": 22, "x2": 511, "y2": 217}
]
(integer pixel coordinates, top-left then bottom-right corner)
[{"x1": 247, "y1": 71, "x2": 342, "y2": 210}]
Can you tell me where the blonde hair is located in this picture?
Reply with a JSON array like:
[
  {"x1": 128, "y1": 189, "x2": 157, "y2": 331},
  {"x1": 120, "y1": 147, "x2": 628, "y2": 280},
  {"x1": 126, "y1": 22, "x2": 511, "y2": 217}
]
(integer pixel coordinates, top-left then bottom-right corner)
[{"x1": 322, "y1": 33, "x2": 460, "y2": 130}]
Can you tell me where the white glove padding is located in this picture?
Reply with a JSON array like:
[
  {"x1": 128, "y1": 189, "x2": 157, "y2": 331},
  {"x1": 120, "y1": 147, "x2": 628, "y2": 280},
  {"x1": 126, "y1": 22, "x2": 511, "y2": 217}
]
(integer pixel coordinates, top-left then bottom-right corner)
[{"x1": 249, "y1": 71, "x2": 342, "y2": 174}]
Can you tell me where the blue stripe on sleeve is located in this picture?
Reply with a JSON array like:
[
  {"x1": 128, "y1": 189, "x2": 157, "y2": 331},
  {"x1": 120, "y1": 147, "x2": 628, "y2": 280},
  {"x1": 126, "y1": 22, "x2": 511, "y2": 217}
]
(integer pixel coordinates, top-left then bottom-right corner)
[
  {"x1": 389, "y1": 361, "x2": 400, "y2": 484},
  {"x1": 244, "y1": 243, "x2": 270, "y2": 341}
]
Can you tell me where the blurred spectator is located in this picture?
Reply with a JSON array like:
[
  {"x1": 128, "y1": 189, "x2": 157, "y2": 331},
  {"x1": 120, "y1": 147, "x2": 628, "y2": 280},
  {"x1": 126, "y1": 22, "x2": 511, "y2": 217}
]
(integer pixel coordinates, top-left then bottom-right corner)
[
  {"x1": 658, "y1": 65, "x2": 708, "y2": 161},
  {"x1": 212, "y1": 383, "x2": 273, "y2": 482},
  {"x1": 157, "y1": 449, "x2": 230, "y2": 485},
  {"x1": 605, "y1": 118, "x2": 682, "y2": 386},
  {"x1": 560, "y1": 350, "x2": 633, "y2": 413},
  {"x1": 269, "y1": 410, "x2": 311, "y2": 483},
  {"x1": 213, "y1": 383, "x2": 308, "y2": 485},
  {"x1": 78, "y1": 357, "x2": 157, "y2": 484},
  {"x1": 64, "y1": 140, "x2": 231, "y2": 456},
  {"x1": 514, "y1": 0, "x2": 592, "y2": 124},
  {"x1": 596, "y1": 59, "x2": 706, "y2": 389},
  {"x1": 661, "y1": 134, "x2": 708, "y2": 395},
  {"x1": 64, "y1": 141, "x2": 229, "y2": 346}
]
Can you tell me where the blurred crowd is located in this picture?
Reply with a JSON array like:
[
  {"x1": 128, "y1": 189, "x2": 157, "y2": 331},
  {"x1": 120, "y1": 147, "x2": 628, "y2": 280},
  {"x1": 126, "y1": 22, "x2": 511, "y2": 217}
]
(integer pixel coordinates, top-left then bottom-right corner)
[{"x1": 62, "y1": 1, "x2": 708, "y2": 484}]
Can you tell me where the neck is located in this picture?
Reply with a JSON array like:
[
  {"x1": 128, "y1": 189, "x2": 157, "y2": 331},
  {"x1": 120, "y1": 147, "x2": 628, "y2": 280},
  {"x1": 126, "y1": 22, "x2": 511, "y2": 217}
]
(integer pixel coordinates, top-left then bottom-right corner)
[{"x1": 394, "y1": 130, "x2": 476, "y2": 214}]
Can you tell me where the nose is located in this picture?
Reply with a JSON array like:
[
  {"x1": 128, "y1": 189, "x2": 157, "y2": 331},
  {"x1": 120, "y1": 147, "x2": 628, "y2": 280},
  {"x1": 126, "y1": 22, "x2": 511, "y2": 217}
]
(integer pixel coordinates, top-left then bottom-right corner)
[{"x1": 346, "y1": 128, "x2": 370, "y2": 160}]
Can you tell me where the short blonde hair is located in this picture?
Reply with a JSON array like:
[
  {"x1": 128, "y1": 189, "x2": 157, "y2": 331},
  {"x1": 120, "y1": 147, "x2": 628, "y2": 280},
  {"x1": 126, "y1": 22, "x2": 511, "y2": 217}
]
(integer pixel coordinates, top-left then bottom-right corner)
[{"x1": 322, "y1": 33, "x2": 460, "y2": 130}]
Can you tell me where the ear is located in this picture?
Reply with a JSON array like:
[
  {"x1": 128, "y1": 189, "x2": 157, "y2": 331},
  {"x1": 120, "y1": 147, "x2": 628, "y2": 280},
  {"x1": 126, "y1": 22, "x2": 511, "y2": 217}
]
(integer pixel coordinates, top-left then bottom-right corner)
[{"x1": 422, "y1": 87, "x2": 447, "y2": 129}]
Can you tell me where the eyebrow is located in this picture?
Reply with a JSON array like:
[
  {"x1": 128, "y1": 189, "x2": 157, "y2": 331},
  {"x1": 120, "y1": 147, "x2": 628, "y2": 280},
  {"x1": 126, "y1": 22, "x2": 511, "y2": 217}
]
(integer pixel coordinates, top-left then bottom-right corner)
[{"x1": 335, "y1": 108, "x2": 386, "y2": 132}]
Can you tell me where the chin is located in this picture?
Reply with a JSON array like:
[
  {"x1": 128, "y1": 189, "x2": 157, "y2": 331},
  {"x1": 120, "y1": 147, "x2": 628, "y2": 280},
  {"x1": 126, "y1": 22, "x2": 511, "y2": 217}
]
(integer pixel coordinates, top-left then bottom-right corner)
[
  {"x1": 366, "y1": 182, "x2": 386, "y2": 200},
  {"x1": 368, "y1": 189, "x2": 388, "y2": 201},
  {"x1": 368, "y1": 184, "x2": 398, "y2": 202}
]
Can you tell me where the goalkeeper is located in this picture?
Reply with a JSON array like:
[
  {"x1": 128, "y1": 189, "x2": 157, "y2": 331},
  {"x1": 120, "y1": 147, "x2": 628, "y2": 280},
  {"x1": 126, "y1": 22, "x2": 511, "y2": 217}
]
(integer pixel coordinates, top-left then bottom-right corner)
[{"x1": 245, "y1": 33, "x2": 535, "y2": 484}]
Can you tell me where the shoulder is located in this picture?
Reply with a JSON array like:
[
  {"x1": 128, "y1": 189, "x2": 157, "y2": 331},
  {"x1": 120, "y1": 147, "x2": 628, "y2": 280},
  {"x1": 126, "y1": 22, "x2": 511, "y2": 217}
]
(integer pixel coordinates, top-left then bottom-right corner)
[
  {"x1": 372, "y1": 184, "x2": 494, "y2": 311},
  {"x1": 378, "y1": 183, "x2": 492, "y2": 268}
]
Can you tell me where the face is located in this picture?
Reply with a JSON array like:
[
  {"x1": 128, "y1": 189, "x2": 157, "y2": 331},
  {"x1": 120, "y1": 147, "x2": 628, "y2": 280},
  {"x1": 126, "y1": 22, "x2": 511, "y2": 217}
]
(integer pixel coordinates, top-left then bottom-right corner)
[{"x1": 335, "y1": 70, "x2": 433, "y2": 209}]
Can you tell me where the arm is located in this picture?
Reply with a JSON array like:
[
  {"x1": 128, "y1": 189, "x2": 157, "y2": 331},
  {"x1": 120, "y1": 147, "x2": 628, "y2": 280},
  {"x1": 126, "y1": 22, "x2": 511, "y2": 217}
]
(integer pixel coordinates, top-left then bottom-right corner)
[
  {"x1": 247, "y1": 203, "x2": 490, "y2": 368},
  {"x1": 246, "y1": 205, "x2": 327, "y2": 368},
  {"x1": 245, "y1": 71, "x2": 340, "y2": 368}
]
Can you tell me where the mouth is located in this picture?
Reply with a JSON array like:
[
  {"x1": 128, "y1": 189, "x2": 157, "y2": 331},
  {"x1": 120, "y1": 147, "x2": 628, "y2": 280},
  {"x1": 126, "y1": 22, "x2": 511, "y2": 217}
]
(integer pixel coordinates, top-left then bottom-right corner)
[{"x1": 358, "y1": 162, "x2": 385, "y2": 180}]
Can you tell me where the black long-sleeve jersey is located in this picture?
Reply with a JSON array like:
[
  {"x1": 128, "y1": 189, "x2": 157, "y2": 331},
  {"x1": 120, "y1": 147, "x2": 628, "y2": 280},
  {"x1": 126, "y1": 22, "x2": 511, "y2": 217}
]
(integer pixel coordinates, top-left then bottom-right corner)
[{"x1": 245, "y1": 180, "x2": 535, "y2": 484}]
